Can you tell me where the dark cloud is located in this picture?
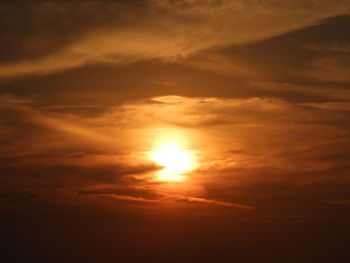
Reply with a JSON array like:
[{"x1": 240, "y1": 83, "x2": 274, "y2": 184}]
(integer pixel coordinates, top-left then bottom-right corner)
[
  {"x1": 232, "y1": 15, "x2": 350, "y2": 83},
  {"x1": 0, "y1": 193, "x2": 35, "y2": 204},
  {"x1": 0, "y1": 0, "x2": 145, "y2": 63},
  {"x1": 186, "y1": 15, "x2": 350, "y2": 102}
]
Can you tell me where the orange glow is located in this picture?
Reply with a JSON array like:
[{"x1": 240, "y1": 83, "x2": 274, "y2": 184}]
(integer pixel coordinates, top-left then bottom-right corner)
[{"x1": 150, "y1": 142, "x2": 196, "y2": 182}]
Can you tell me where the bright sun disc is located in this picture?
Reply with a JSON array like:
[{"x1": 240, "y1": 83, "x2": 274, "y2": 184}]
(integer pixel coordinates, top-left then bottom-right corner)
[{"x1": 151, "y1": 143, "x2": 194, "y2": 181}]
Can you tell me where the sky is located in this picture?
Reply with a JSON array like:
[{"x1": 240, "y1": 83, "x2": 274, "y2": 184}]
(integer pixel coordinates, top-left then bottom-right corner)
[{"x1": 1, "y1": 1, "x2": 350, "y2": 262}]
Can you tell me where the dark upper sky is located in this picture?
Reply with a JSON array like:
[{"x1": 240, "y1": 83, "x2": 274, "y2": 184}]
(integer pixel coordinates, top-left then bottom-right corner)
[{"x1": 1, "y1": 1, "x2": 350, "y2": 262}]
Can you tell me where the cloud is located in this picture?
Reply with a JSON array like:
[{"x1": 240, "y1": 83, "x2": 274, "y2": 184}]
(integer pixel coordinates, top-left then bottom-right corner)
[
  {"x1": 307, "y1": 56, "x2": 350, "y2": 82},
  {"x1": 112, "y1": 95, "x2": 350, "y2": 189},
  {"x1": 0, "y1": 193, "x2": 35, "y2": 204},
  {"x1": 317, "y1": 200, "x2": 350, "y2": 206},
  {"x1": 302, "y1": 101, "x2": 350, "y2": 111},
  {"x1": 0, "y1": 0, "x2": 349, "y2": 78},
  {"x1": 80, "y1": 192, "x2": 161, "y2": 203},
  {"x1": 3, "y1": 93, "x2": 349, "y2": 174},
  {"x1": 167, "y1": 194, "x2": 254, "y2": 210},
  {"x1": 1, "y1": 3, "x2": 350, "y2": 259},
  {"x1": 78, "y1": 190, "x2": 253, "y2": 209},
  {"x1": 150, "y1": 80, "x2": 179, "y2": 87},
  {"x1": 1, "y1": 92, "x2": 350, "y2": 211},
  {"x1": 183, "y1": 15, "x2": 350, "y2": 103}
]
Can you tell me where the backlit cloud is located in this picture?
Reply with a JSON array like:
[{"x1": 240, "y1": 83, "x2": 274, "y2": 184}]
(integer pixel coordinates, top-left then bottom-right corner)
[{"x1": 1, "y1": 93, "x2": 349, "y2": 212}]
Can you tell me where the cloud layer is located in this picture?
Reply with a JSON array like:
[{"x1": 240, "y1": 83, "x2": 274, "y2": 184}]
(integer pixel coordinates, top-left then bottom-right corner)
[
  {"x1": 0, "y1": 0, "x2": 349, "y2": 78},
  {"x1": 1, "y1": 93, "x2": 349, "y2": 214},
  {"x1": 1, "y1": 2, "x2": 350, "y2": 262}
]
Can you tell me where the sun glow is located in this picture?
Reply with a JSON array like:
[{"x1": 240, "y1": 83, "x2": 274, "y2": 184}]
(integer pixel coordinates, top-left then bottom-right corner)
[{"x1": 151, "y1": 143, "x2": 195, "y2": 181}]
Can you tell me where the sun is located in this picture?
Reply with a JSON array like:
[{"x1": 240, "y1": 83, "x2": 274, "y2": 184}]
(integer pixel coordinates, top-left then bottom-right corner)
[
  {"x1": 151, "y1": 143, "x2": 191, "y2": 174},
  {"x1": 150, "y1": 142, "x2": 195, "y2": 181}
]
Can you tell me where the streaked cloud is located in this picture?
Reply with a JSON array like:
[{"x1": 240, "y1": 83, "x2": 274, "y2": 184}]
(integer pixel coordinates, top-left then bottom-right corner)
[
  {"x1": 166, "y1": 194, "x2": 254, "y2": 210},
  {"x1": 0, "y1": 0, "x2": 349, "y2": 78}
]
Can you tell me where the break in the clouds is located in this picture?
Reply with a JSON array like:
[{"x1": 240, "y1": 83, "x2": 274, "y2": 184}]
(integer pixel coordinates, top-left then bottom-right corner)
[{"x1": 0, "y1": 0, "x2": 349, "y2": 78}]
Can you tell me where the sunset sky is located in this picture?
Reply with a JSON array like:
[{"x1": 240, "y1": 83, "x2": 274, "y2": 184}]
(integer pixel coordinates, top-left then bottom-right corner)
[{"x1": 1, "y1": 1, "x2": 350, "y2": 262}]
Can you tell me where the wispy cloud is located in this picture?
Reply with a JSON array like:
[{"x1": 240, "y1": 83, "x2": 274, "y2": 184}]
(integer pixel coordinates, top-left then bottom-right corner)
[
  {"x1": 80, "y1": 192, "x2": 161, "y2": 203},
  {"x1": 78, "y1": 191, "x2": 253, "y2": 209},
  {"x1": 167, "y1": 194, "x2": 254, "y2": 210},
  {"x1": 0, "y1": 0, "x2": 349, "y2": 78}
]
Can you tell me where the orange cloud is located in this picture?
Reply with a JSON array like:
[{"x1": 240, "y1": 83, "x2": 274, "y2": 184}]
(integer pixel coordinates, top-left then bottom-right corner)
[
  {"x1": 0, "y1": 0, "x2": 348, "y2": 78},
  {"x1": 167, "y1": 194, "x2": 254, "y2": 210},
  {"x1": 83, "y1": 193, "x2": 161, "y2": 203}
]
